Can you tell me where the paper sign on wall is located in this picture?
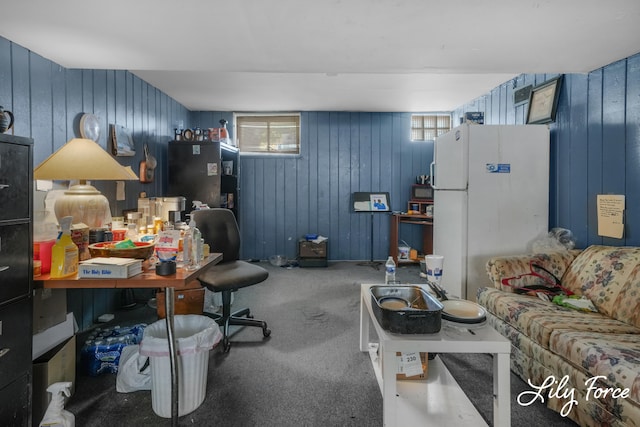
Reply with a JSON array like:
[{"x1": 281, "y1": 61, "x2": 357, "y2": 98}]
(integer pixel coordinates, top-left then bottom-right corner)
[{"x1": 597, "y1": 195, "x2": 625, "y2": 239}]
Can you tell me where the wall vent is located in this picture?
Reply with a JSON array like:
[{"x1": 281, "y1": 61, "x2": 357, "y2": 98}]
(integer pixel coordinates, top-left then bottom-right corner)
[{"x1": 514, "y1": 84, "x2": 532, "y2": 107}]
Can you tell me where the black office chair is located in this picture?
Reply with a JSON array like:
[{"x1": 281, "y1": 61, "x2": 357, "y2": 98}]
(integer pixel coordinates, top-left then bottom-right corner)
[{"x1": 192, "y1": 208, "x2": 271, "y2": 352}]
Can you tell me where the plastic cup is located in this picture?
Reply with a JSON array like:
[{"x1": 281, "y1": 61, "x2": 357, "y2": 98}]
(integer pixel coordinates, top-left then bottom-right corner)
[
  {"x1": 425, "y1": 254, "x2": 444, "y2": 285},
  {"x1": 34, "y1": 239, "x2": 56, "y2": 274},
  {"x1": 112, "y1": 229, "x2": 127, "y2": 241}
]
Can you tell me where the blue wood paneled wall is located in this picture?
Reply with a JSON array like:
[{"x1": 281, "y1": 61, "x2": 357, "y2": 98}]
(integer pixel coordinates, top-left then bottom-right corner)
[
  {"x1": 0, "y1": 36, "x2": 189, "y2": 330},
  {"x1": 453, "y1": 52, "x2": 640, "y2": 249},
  {"x1": 191, "y1": 111, "x2": 434, "y2": 261}
]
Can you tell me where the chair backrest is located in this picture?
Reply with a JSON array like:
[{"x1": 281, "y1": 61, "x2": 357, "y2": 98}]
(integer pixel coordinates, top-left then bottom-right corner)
[{"x1": 191, "y1": 208, "x2": 240, "y2": 262}]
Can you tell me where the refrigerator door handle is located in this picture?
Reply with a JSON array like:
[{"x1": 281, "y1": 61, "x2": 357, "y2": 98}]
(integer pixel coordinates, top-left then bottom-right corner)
[{"x1": 430, "y1": 161, "x2": 437, "y2": 189}]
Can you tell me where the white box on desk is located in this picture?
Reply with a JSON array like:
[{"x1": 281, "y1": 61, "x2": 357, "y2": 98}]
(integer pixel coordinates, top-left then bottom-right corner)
[{"x1": 79, "y1": 257, "x2": 142, "y2": 279}]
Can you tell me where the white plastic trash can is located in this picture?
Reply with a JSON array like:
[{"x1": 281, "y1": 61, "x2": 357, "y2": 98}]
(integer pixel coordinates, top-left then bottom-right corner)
[{"x1": 139, "y1": 314, "x2": 222, "y2": 418}]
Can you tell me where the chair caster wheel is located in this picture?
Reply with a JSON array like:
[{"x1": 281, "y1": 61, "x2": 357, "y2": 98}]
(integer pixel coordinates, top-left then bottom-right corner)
[
  {"x1": 222, "y1": 337, "x2": 231, "y2": 353},
  {"x1": 263, "y1": 327, "x2": 271, "y2": 338}
]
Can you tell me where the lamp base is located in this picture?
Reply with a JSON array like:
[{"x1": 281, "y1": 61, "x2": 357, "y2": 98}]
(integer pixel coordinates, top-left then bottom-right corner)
[{"x1": 54, "y1": 184, "x2": 111, "y2": 228}]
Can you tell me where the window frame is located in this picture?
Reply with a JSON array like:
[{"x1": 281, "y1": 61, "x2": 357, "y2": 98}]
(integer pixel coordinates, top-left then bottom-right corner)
[
  {"x1": 234, "y1": 112, "x2": 301, "y2": 156},
  {"x1": 410, "y1": 113, "x2": 452, "y2": 142}
]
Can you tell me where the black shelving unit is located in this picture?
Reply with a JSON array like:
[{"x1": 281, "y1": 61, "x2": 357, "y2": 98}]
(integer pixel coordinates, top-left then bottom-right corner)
[{"x1": 167, "y1": 140, "x2": 239, "y2": 221}]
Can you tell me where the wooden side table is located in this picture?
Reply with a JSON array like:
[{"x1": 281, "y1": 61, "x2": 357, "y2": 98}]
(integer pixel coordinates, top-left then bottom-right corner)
[{"x1": 389, "y1": 213, "x2": 433, "y2": 265}]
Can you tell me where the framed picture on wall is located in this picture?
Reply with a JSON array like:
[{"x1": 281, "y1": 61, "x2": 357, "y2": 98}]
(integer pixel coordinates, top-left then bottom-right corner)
[
  {"x1": 526, "y1": 76, "x2": 563, "y2": 124},
  {"x1": 110, "y1": 124, "x2": 136, "y2": 156}
]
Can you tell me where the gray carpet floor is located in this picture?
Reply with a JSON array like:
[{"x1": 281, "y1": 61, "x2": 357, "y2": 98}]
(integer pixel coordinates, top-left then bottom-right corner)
[{"x1": 64, "y1": 261, "x2": 577, "y2": 426}]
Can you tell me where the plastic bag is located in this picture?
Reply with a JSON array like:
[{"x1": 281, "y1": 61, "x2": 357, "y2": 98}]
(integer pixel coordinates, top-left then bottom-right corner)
[
  {"x1": 139, "y1": 315, "x2": 222, "y2": 357},
  {"x1": 531, "y1": 227, "x2": 576, "y2": 253},
  {"x1": 552, "y1": 295, "x2": 598, "y2": 312},
  {"x1": 116, "y1": 345, "x2": 151, "y2": 393}
]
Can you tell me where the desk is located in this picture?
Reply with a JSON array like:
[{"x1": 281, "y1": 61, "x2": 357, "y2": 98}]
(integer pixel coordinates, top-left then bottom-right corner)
[
  {"x1": 389, "y1": 213, "x2": 433, "y2": 265},
  {"x1": 34, "y1": 253, "x2": 223, "y2": 426},
  {"x1": 36, "y1": 253, "x2": 222, "y2": 289},
  {"x1": 360, "y1": 283, "x2": 511, "y2": 426}
]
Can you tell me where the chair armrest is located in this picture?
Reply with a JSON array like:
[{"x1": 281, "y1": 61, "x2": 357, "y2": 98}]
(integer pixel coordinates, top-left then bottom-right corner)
[{"x1": 485, "y1": 251, "x2": 579, "y2": 292}]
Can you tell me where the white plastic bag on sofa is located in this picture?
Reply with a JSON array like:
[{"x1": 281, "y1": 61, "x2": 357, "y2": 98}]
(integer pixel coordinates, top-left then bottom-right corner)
[{"x1": 531, "y1": 227, "x2": 576, "y2": 253}]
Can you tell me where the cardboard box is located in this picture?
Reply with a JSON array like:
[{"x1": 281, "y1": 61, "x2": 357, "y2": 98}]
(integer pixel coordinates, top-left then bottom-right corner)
[
  {"x1": 32, "y1": 336, "x2": 76, "y2": 426},
  {"x1": 33, "y1": 288, "x2": 67, "y2": 334},
  {"x1": 396, "y1": 352, "x2": 429, "y2": 380},
  {"x1": 33, "y1": 312, "x2": 76, "y2": 360},
  {"x1": 298, "y1": 240, "x2": 327, "y2": 258},
  {"x1": 156, "y1": 287, "x2": 205, "y2": 319}
]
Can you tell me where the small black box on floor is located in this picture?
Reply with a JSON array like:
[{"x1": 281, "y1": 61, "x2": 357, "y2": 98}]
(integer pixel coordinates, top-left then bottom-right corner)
[
  {"x1": 298, "y1": 257, "x2": 328, "y2": 267},
  {"x1": 298, "y1": 238, "x2": 328, "y2": 267}
]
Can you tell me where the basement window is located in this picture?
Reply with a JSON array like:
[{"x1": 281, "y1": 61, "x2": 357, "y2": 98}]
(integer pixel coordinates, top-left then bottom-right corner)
[
  {"x1": 235, "y1": 113, "x2": 301, "y2": 155},
  {"x1": 410, "y1": 114, "x2": 451, "y2": 141}
]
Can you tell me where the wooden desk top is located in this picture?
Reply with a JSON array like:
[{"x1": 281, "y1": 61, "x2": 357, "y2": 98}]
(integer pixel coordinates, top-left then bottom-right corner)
[
  {"x1": 34, "y1": 253, "x2": 223, "y2": 289},
  {"x1": 392, "y1": 213, "x2": 434, "y2": 224}
]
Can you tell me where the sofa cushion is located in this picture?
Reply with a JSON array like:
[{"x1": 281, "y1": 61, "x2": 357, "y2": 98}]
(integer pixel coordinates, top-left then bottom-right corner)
[
  {"x1": 485, "y1": 251, "x2": 577, "y2": 292},
  {"x1": 488, "y1": 311, "x2": 640, "y2": 427},
  {"x1": 477, "y1": 287, "x2": 640, "y2": 350},
  {"x1": 549, "y1": 330, "x2": 640, "y2": 408},
  {"x1": 562, "y1": 245, "x2": 640, "y2": 327}
]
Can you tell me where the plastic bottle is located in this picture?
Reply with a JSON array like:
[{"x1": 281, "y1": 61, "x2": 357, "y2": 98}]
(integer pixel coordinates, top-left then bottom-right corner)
[
  {"x1": 50, "y1": 216, "x2": 79, "y2": 278},
  {"x1": 187, "y1": 216, "x2": 201, "y2": 270},
  {"x1": 39, "y1": 382, "x2": 75, "y2": 427},
  {"x1": 385, "y1": 256, "x2": 396, "y2": 284},
  {"x1": 181, "y1": 217, "x2": 192, "y2": 266},
  {"x1": 126, "y1": 222, "x2": 138, "y2": 242},
  {"x1": 219, "y1": 119, "x2": 229, "y2": 144}
]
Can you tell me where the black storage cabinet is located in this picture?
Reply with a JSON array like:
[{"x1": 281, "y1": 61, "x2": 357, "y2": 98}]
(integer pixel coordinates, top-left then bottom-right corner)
[
  {"x1": 167, "y1": 140, "x2": 239, "y2": 221},
  {"x1": 0, "y1": 133, "x2": 33, "y2": 426}
]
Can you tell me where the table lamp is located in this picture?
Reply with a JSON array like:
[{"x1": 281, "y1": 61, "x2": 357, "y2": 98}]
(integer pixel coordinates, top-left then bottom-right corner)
[{"x1": 34, "y1": 138, "x2": 139, "y2": 228}]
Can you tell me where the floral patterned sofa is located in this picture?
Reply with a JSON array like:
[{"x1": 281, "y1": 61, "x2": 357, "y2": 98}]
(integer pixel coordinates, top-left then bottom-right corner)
[{"x1": 477, "y1": 245, "x2": 640, "y2": 426}]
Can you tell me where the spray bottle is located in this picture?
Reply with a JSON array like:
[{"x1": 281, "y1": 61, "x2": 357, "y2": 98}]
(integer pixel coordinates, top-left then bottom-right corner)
[
  {"x1": 50, "y1": 216, "x2": 79, "y2": 278},
  {"x1": 39, "y1": 381, "x2": 75, "y2": 427}
]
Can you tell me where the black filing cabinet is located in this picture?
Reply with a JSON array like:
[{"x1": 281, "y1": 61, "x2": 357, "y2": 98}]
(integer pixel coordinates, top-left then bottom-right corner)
[{"x1": 0, "y1": 133, "x2": 33, "y2": 426}]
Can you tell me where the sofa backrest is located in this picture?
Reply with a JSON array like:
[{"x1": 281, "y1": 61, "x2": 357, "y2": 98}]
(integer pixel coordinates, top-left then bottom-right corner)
[
  {"x1": 485, "y1": 250, "x2": 577, "y2": 292},
  {"x1": 562, "y1": 245, "x2": 640, "y2": 328}
]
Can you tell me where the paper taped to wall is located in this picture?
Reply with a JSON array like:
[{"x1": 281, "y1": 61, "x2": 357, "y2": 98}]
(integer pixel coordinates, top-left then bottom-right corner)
[{"x1": 597, "y1": 194, "x2": 625, "y2": 239}]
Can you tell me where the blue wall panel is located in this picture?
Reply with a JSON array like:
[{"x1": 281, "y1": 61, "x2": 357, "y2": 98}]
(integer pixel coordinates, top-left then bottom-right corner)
[
  {"x1": 586, "y1": 70, "x2": 604, "y2": 246},
  {"x1": 626, "y1": 56, "x2": 640, "y2": 243},
  {"x1": 231, "y1": 111, "x2": 432, "y2": 261},
  {"x1": 601, "y1": 61, "x2": 627, "y2": 247}
]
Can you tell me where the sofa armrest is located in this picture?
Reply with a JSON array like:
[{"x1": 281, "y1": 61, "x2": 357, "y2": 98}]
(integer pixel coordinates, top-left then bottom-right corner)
[{"x1": 485, "y1": 251, "x2": 579, "y2": 292}]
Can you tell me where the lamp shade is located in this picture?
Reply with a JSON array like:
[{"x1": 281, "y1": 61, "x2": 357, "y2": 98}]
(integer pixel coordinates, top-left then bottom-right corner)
[{"x1": 34, "y1": 138, "x2": 138, "y2": 181}]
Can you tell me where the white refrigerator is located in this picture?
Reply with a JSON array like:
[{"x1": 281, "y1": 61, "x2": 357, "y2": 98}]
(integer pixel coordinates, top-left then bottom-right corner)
[{"x1": 430, "y1": 123, "x2": 550, "y2": 300}]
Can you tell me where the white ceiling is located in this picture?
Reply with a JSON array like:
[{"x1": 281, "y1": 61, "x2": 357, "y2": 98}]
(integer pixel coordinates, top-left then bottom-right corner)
[{"x1": 1, "y1": 0, "x2": 639, "y2": 112}]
